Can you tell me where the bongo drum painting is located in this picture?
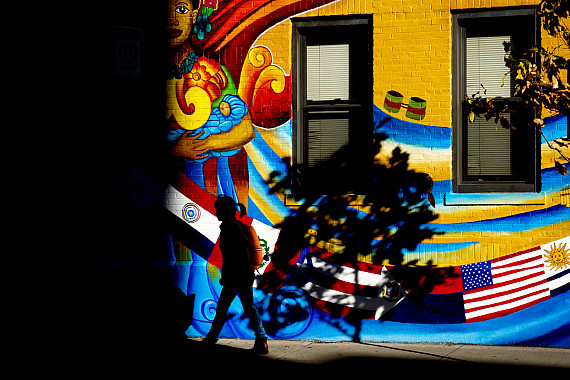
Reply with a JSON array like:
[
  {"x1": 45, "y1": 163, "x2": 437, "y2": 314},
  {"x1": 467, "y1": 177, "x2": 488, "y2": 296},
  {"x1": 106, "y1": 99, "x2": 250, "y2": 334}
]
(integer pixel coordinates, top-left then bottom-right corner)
[
  {"x1": 384, "y1": 90, "x2": 404, "y2": 114},
  {"x1": 384, "y1": 90, "x2": 427, "y2": 121},
  {"x1": 405, "y1": 97, "x2": 427, "y2": 121}
]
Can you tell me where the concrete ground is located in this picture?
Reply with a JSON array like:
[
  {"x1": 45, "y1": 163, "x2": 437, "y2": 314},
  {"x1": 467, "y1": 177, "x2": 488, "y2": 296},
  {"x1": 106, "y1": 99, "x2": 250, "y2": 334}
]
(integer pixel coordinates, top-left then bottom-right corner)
[
  {"x1": 205, "y1": 338, "x2": 570, "y2": 370},
  {"x1": 167, "y1": 338, "x2": 569, "y2": 377},
  {"x1": 86, "y1": 335, "x2": 569, "y2": 377}
]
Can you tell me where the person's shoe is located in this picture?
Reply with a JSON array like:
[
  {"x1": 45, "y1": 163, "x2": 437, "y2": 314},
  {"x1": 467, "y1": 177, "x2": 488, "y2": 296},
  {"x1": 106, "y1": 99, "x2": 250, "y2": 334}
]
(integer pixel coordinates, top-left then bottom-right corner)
[
  {"x1": 251, "y1": 337, "x2": 268, "y2": 354},
  {"x1": 202, "y1": 336, "x2": 218, "y2": 345}
]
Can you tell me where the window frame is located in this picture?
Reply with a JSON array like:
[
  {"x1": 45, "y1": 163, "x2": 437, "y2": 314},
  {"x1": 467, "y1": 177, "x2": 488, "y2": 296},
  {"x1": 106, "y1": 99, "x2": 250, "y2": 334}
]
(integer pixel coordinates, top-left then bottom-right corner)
[
  {"x1": 452, "y1": 8, "x2": 541, "y2": 193},
  {"x1": 291, "y1": 15, "x2": 373, "y2": 195}
]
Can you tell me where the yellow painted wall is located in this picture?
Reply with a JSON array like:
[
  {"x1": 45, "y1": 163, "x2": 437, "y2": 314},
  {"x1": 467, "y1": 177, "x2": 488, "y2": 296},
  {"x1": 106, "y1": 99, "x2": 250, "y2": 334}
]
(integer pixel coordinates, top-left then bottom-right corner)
[{"x1": 253, "y1": 0, "x2": 568, "y2": 266}]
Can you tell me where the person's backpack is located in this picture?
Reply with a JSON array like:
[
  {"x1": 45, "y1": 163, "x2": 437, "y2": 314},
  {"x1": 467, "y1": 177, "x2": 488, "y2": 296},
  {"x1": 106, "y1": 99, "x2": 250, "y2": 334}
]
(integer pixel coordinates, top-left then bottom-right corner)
[{"x1": 237, "y1": 221, "x2": 264, "y2": 270}]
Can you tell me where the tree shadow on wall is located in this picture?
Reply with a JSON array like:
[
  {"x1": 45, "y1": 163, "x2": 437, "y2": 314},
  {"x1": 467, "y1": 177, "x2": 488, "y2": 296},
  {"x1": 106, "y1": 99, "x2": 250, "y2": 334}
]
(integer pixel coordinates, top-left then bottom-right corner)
[{"x1": 259, "y1": 131, "x2": 457, "y2": 341}]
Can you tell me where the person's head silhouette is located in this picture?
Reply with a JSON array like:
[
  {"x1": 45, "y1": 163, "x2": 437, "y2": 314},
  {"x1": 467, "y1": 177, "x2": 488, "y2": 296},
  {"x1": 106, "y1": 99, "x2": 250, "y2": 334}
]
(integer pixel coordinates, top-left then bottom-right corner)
[{"x1": 214, "y1": 196, "x2": 246, "y2": 222}]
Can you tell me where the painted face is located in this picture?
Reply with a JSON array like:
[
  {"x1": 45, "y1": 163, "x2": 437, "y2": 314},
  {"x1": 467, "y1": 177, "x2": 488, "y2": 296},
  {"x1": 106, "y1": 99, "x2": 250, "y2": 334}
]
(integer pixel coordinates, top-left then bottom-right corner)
[
  {"x1": 219, "y1": 101, "x2": 231, "y2": 117},
  {"x1": 168, "y1": 0, "x2": 194, "y2": 48}
]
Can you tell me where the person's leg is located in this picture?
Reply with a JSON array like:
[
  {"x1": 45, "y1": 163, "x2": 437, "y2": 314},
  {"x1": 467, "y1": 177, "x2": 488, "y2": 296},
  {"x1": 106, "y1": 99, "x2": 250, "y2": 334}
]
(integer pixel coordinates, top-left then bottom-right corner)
[
  {"x1": 238, "y1": 284, "x2": 268, "y2": 354},
  {"x1": 204, "y1": 285, "x2": 238, "y2": 342},
  {"x1": 238, "y1": 284, "x2": 267, "y2": 339}
]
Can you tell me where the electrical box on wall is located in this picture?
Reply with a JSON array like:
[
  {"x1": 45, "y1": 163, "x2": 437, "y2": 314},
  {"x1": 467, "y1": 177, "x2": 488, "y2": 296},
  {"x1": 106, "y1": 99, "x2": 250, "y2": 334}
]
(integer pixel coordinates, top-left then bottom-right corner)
[{"x1": 113, "y1": 26, "x2": 142, "y2": 79}]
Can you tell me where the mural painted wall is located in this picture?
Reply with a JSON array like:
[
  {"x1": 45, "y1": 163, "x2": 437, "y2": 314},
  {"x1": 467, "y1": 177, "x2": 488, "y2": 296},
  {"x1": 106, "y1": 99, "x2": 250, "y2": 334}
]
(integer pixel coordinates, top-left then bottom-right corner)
[{"x1": 159, "y1": 0, "x2": 570, "y2": 346}]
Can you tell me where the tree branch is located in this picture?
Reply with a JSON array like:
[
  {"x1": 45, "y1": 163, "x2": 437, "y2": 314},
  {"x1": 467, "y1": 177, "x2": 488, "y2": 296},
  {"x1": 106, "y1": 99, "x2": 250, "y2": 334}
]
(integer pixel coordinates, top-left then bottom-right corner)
[{"x1": 539, "y1": 129, "x2": 570, "y2": 163}]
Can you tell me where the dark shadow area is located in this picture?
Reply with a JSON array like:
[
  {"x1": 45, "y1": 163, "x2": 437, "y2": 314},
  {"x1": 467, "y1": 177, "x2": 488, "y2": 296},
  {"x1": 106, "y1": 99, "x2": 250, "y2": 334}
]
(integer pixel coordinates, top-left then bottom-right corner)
[
  {"x1": 84, "y1": 255, "x2": 195, "y2": 360},
  {"x1": 319, "y1": 356, "x2": 567, "y2": 377},
  {"x1": 78, "y1": 0, "x2": 198, "y2": 367}
]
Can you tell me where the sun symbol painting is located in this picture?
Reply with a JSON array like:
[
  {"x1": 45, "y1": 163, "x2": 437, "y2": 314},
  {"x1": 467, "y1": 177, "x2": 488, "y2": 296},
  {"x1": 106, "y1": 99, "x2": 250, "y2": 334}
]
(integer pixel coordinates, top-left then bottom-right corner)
[
  {"x1": 539, "y1": 237, "x2": 570, "y2": 297},
  {"x1": 544, "y1": 242, "x2": 570, "y2": 271}
]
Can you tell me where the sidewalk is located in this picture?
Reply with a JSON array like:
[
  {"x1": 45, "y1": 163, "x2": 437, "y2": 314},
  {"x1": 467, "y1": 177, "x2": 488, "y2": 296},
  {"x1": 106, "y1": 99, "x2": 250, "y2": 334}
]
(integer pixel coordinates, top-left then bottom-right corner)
[
  {"x1": 196, "y1": 338, "x2": 570, "y2": 367},
  {"x1": 90, "y1": 334, "x2": 569, "y2": 376},
  {"x1": 181, "y1": 337, "x2": 569, "y2": 375}
]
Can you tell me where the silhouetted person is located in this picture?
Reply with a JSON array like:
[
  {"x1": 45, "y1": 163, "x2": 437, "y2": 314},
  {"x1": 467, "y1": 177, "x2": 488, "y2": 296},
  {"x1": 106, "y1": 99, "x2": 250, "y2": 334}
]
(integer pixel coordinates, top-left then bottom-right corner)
[{"x1": 203, "y1": 196, "x2": 268, "y2": 354}]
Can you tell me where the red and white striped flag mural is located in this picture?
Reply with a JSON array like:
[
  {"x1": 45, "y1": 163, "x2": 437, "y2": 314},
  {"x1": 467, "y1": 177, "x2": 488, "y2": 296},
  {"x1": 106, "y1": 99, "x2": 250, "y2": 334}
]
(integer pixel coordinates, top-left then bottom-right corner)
[{"x1": 300, "y1": 256, "x2": 407, "y2": 319}]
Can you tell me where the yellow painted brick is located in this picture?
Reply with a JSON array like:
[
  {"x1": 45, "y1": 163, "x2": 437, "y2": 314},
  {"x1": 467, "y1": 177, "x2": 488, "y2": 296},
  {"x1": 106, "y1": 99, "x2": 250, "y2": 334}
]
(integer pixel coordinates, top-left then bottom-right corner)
[
  {"x1": 432, "y1": 0, "x2": 449, "y2": 11},
  {"x1": 491, "y1": 0, "x2": 510, "y2": 6}
]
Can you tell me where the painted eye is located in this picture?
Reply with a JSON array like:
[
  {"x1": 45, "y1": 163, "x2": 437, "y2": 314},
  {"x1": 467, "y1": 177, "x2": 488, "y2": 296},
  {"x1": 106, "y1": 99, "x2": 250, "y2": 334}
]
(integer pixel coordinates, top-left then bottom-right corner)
[{"x1": 176, "y1": 6, "x2": 189, "y2": 14}]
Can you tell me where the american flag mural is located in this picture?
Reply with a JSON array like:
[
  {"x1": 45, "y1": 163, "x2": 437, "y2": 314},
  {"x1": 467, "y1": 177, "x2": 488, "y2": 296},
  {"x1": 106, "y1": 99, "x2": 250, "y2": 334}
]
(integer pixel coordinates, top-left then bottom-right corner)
[
  {"x1": 460, "y1": 237, "x2": 570, "y2": 323},
  {"x1": 461, "y1": 249, "x2": 551, "y2": 323}
]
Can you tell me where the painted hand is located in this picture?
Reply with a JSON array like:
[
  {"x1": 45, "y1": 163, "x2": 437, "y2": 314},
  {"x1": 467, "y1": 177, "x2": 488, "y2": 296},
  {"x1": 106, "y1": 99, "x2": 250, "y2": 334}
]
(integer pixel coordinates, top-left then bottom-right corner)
[{"x1": 172, "y1": 129, "x2": 211, "y2": 160}]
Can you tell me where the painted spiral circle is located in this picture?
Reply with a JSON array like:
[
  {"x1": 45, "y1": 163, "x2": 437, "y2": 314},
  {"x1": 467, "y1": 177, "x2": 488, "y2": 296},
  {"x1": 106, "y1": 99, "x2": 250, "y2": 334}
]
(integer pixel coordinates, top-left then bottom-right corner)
[
  {"x1": 267, "y1": 286, "x2": 313, "y2": 338},
  {"x1": 201, "y1": 299, "x2": 218, "y2": 322}
]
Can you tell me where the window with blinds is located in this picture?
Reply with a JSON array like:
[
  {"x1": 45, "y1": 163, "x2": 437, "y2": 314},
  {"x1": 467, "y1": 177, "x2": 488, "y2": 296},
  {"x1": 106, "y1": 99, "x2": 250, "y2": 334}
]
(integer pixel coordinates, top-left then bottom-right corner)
[
  {"x1": 307, "y1": 111, "x2": 350, "y2": 167},
  {"x1": 465, "y1": 35, "x2": 511, "y2": 98},
  {"x1": 465, "y1": 35, "x2": 512, "y2": 177},
  {"x1": 306, "y1": 44, "x2": 351, "y2": 167},
  {"x1": 306, "y1": 44, "x2": 350, "y2": 101},
  {"x1": 452, "y1": 9, "x2": 539, "y2": 193},
  {"x1": 293, "y1": 16, "x2": 372, "y2": 183}
]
